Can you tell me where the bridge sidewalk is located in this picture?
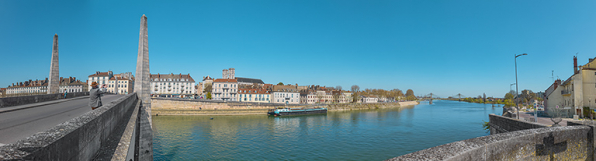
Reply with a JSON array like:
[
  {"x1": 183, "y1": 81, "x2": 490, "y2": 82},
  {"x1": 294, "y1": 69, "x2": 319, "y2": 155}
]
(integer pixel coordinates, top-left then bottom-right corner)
[
  {"x1": 518, "y1": 112, "x2": 568, "y2": 126},
  {"x1": 0, "y1": 96, "x2": 90, "y2": 114}
]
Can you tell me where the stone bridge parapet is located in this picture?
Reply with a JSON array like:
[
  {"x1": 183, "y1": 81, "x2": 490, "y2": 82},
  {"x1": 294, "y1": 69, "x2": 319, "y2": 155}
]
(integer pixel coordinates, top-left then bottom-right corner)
[
  {"x1": 388, "y1": 126, "x2": 592, "y2": 160},
  {"x1": 0, "y1": 92, "x2": 150, "y2": 160}
]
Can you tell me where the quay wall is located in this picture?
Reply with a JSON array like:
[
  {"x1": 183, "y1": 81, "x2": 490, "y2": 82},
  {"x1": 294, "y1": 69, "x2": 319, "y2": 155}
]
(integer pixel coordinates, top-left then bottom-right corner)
[{"x1": 151, "y1": 98, "x2": 418, "y2": 115}]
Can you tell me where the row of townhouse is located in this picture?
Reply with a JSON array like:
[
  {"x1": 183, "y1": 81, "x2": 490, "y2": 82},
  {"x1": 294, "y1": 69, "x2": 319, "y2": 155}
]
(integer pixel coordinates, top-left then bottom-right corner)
[{"x1": 6, "y1": 77, "x2": 87, "y2": 97}]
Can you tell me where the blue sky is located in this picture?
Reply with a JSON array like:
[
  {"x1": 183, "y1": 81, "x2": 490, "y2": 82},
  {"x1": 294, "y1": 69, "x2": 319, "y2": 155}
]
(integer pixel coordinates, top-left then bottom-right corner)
[{"x1": 1, "y1": 0, "x2": 596, "y2": 98}]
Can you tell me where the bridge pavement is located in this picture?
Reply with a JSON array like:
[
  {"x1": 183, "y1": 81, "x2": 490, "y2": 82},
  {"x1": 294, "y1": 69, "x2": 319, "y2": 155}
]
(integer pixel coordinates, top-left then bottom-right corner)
[{"x1": 0, "y1": 94, "x2": 126, "y2": 146}]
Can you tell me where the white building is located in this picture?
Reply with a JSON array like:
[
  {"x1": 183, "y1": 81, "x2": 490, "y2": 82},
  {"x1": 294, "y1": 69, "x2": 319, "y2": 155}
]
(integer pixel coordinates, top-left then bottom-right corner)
[
  {"x1": 272, "y1": 91, "x2": 300, "y2": 104},
  {"x1": 361, "y1": 95, "x2": 379, "y2": 103},
  {"x1": 59, "y1": 77, "x2": 87, "y2": 93},
  {"x1": 7, "y1": 77, "x2": 86, "y2": 96},
  {"x1": 88, "y1": 71, "x2": 114, "y2": 91},
  {"x1": 150, "y1": 73, "x2": 196, "y2": 97},
  {"x1": 212, "y1": 79, "x2": 238, "y2": 101},
  {"x1": 108, "y1": 76, "x2": 135, "y2": 95},
  {"x1": 239, "y1": 88, "x2": 271, "y2": 103}
]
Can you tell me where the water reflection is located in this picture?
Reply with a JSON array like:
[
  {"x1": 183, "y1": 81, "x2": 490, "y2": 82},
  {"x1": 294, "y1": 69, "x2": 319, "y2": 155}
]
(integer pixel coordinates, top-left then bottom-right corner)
[{"x1": 153, "y1": 100, "x2": 503, "y2": 161}]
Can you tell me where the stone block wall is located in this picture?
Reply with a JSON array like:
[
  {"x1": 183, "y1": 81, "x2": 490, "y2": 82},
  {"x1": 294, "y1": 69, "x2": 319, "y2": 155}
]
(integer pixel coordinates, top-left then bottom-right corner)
[
  {"x1": 0, "y1": 92, "x2": 89, "y2": 108},
  {"x1": 0, "y1": 93, "x2": 138, "y2": 160},
  {"x1": 389, "y1": 126, "x2": 592, "y2": 160},
  {"x1": 151, "y1": 98, "x2": 417, "y2": 115},
  {"x1": 489, "y1": 114, "x2": 548, "y2": 134}
]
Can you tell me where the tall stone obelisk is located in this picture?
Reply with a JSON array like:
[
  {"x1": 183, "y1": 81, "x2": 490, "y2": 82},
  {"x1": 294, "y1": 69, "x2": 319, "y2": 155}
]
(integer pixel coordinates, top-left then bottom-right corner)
[
  {"x1": 48, "y1": 34, "x2": 59, "y2": 94},
  {"x1": 134, "y1": 14, "x2": 153, "y2": 161},
  {"x1": 135, "y1": 14, "x2": 151, "y2": 107}
]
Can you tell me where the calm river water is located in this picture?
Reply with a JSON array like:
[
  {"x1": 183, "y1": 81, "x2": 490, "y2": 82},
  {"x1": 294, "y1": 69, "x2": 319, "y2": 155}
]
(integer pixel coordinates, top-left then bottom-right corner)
[{"x1": 153, "y1": 100, "x2": 503, "y2": 160}]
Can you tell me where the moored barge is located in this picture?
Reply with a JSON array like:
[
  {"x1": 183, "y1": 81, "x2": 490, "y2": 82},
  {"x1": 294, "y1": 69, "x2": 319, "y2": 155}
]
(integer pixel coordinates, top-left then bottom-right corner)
[{"x1": 267, "y1": 107, "x2": 327, "y2": 116}]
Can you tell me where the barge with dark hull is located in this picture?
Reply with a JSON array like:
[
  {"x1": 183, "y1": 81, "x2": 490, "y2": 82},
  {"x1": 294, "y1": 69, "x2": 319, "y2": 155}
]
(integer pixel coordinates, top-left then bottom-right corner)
[{"x1": 267, "y1": 108, "x2": 327, "y2": 116}]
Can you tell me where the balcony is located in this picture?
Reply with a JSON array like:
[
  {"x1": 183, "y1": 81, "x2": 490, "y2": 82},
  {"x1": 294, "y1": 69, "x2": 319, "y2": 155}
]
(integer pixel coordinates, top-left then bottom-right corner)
[{"x1": 561, "y1": 90, "x2": 572, "y2": 96}]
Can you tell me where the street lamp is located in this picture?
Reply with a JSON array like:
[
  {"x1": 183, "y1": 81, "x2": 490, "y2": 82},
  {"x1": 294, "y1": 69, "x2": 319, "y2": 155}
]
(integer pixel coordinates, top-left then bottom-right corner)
[
  {"x1": 515, "y1": 53, "x2": 527, "y2": 119},
  {"x1": 510, "y1": 83, "x2": 516, "y2": 93}
]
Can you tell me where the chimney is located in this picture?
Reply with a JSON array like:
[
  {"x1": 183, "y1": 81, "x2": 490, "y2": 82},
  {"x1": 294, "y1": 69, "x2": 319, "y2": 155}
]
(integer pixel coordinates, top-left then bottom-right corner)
[{"x1": 574, "y1": 56, "x2": 578, "y2": 74}]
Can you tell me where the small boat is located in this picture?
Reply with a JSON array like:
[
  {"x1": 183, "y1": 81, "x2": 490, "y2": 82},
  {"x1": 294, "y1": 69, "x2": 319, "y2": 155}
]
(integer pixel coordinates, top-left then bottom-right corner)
[{"x1": 267, "y1": 107, "x2": 327, "y2": 116}]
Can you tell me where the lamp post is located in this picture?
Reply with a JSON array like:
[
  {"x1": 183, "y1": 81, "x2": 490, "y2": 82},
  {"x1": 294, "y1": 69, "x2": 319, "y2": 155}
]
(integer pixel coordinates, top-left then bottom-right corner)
[
  {"x1": 515, "y1": 53, "x2": 527, "y2": 119},
  {"x1": 510, "y1": 83, "x2": 516, "y2": 93}
]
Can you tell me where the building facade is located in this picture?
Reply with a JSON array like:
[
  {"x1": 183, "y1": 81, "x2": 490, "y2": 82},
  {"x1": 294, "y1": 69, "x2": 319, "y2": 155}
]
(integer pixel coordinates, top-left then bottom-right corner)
[
  {"x1": 150, "y1": 73, "x2": 196, "y2": 97},
  {"x1": 59, "y1": 77, "x2": 87, "y2": 93},
  {"x1": 545, "y1": 56, "x2": 596, "y2": 117},
  {"x1": 212, "y1": 79, "x2": 238, "y2": 101},
  {"x1": 271, "y1": 85, "x2": 300, "y2": 104},
  {"x1": 238, "y1": 88, "x2": 271, "y2": 103},
  {"x1": 108, "y1": 76, "x2": 135, "y2": 95},
  {"x1": 88, "y1": 71, "x2": 114, "y2": 91},
  {"x1": 7, "y1": 77, "x2": 86, "y2": 96}
]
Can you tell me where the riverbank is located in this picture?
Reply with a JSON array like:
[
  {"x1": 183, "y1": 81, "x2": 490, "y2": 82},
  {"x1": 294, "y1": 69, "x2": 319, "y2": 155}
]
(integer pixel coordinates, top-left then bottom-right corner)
[{"x1": 150, "y1": 98, "x2": 419, "y2": 115}]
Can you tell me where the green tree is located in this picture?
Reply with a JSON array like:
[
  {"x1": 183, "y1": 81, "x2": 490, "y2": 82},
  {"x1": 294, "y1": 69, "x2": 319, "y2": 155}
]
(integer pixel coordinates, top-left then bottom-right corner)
[
  {"x1": 405, "y1": 89, "x2": 414, "y2": 97},
  {"x1": 206, "y1": 92, "x2": 212, "y2": 99},
  {"x1": 277, "y1": 82, "x2": 284, "y2": 85},
  {"x1": 504, "y1": 93, "x2": 514, "y2": 100}
]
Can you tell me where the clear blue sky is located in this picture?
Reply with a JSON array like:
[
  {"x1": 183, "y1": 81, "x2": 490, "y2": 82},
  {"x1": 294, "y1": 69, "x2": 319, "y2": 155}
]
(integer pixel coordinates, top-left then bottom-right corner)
[{"x1": 1, "y1": 0, "x2": 596, "y2": 98}]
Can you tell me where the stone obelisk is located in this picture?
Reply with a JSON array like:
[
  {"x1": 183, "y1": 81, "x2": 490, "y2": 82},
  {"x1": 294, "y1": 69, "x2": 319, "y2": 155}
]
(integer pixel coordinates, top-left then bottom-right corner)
[
  {"x1": 135, "y1": 14, "x2": 150, "y2": 106},
  {"x1": 134, "y1": 14, "x2": 153, "y2": 161},
  {"x1": 47, "y1": 34, "x2": 59, "y2": 94}
]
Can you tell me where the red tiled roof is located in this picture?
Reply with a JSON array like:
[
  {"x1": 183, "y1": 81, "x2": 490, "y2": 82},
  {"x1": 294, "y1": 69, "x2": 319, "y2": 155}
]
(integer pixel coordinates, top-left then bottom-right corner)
[
  {"x1": 89, "y1": 72, "x2": 111, "y2": 77},
  {"x1": 109, "y1": 76, "x2": 134, "y2": 81},
  {"x1": 238, "y1": 88, "x2": 269, "y2": 94},
  {"x1": 150, "y1": 73, "x2": 195, "y2": 82},
  {"x1": 214, "y1": 79, "x2": 238, "y2": 83}
]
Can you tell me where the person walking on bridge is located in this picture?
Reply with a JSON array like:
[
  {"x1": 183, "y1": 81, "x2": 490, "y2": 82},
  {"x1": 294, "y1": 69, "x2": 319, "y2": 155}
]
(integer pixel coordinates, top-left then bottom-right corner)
[{"x1": 89, "y1": 82, "x2": 107, "y2": 110}]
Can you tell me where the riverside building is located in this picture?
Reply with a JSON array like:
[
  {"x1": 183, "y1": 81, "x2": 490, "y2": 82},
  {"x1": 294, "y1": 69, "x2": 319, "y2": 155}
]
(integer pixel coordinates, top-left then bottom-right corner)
[
  {"x1": 212, "y1": 79, "x2": 238, "y2": 101},
  {"x1": 238, "y1": 88, "x2": 270, "y2": 103},
  {"x1": 271, "y1": 85, "x2": 300, "y2": 104},
  {"x1": 150, "y1": 73, "x2": 196, "y2": 98}
]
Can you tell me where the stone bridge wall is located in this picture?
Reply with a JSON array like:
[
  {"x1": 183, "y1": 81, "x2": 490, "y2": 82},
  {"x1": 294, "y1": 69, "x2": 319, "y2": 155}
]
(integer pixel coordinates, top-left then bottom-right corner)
[
  {"x1": 0, "y1": 92, "x2": 89, "y2": 108},
  {"x1": 0, "y1": 93, "x2": 138, "y2": 160},
  {"x1": 389, "y1": 126, "x2": 592, "y2": 160},
  {"x1": 489, "y1": 114, "x2": 548, "y2": 134}
]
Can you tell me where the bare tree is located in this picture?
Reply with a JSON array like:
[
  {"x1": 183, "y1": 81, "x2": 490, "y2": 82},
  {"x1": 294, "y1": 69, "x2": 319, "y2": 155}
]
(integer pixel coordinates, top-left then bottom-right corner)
[
  {"x1": 351, "y1": 85, "x2": 360, "y2": 92},
  {"x1": 336, "y1": 85, "x2": 342, "y2": 91}
]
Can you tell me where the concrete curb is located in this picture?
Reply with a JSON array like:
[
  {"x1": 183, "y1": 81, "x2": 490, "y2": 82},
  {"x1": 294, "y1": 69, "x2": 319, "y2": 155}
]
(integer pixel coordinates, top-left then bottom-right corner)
[{"x1": 0, "y1": 96, "x2": 90, "y2": 114}]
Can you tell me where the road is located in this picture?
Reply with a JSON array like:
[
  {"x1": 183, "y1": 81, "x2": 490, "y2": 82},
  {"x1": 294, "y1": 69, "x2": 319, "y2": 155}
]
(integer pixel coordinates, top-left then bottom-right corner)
[{"x1": 0, "y1": 95, "x2": 126, "y2": 145}]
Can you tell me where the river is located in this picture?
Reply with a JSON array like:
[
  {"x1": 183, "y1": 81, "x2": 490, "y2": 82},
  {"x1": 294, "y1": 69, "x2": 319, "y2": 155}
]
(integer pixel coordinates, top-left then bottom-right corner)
[{"x1": 152, "y1": 100, "x2": 503, "y2": 160}]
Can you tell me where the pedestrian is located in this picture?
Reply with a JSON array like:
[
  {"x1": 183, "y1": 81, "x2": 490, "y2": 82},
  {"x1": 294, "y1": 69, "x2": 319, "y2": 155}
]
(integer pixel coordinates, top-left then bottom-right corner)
[
  {"x1": 63, "y1": 90, "x2": 68, "y2": 99},
  {"x1": 89, "y1": 82, "x2": 107, "y2": 110}
]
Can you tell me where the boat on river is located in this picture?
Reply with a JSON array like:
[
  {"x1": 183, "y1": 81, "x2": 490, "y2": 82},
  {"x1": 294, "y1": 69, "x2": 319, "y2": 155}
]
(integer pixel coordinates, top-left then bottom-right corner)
[{"x1": 267, "y1": 107, "x2": 327, "y2": 116}]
